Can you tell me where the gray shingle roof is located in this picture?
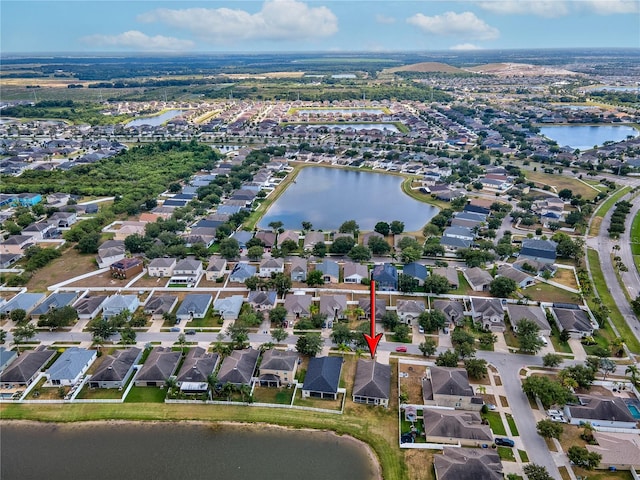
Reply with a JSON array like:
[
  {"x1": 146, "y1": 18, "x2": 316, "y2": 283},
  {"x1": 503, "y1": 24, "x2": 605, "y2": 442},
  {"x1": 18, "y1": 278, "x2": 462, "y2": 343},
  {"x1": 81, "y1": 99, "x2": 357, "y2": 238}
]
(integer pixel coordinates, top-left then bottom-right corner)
[
  {"x1": 353, "y1": 360, "x2": 390, "y2": 400},
  {"x1": 31, "y1": 292, "x2": 78, "y2": 316},
  {"x1": 176, "y1": 348, "x2": 219, "y2": 384},
  {"x1": 423, "y1": 409, "x2": 493, "y2": 441},
  {"x1": 135, "y1": 347, "x2": 181, "y2": 383},
  {"x1": 569, "y1": 395, "x2": 636, "y2": 423},
  {"x1": 217, "y1": 348, "x2": 259, "y2": 385},
  {"x1": 0, "y1": 349, "x2": 55, "y2": 384},
  {"x1": 435, "y1": 447, "x2": 502, "y2": 480},
  {"x1": 90, "y1": 348, "x2": 141, "y2": 383},
  {"x1": 47, "y1": 347, "x2": 95, "y2": 382},
  {"x1": 429, "y1": 366, "x2": 474, "y2": 397},
  {"x1": 260, "y1": 349, "x2": 298, "y2": 372},
  {"x1": 303, "y1": 356, "x2": 342, "y2": 394},
  {"x1": 177, "y1": 294, "x2": 212, "y2": 317}
]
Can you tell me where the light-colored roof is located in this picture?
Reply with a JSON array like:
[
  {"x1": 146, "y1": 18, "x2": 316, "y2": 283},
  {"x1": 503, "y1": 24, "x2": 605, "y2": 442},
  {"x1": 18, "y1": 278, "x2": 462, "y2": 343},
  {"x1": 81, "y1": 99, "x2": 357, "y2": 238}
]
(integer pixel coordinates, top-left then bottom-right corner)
[
  {"x1": 464, "y1": 267, "x2": 493, "y2": 287},
  {"x1": 47, "y1": 347, "x2": 96, "y2": 381},
  {"x1": 587, "y1": 431, "x2": 640, "y2": 468}
]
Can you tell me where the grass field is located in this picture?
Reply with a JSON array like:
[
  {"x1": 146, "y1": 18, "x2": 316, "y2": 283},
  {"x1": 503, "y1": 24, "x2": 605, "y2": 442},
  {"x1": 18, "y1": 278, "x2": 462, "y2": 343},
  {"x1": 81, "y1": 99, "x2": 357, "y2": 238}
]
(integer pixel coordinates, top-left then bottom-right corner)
[
  {"x1": 26, "y1": 248, "x2": 96, "y2": 291},
  {"x1": 525, "y1": 170, "x2": 600, "y2": 200},
  {"x1": 482, "y1": 411, "x2": 507, "y2": 436},
  {"x1": 526, "y1": 282, "x2": 580, "y2": 304},
  {"x1": 496, "y1": 446, "x2": 516, "y2": 462},
  {"x1": 124, "y1": 386, "x2": 167, "y2": 403},
  {"x1": 632, "y1": 210, "x2": 640, "y2": 277}
]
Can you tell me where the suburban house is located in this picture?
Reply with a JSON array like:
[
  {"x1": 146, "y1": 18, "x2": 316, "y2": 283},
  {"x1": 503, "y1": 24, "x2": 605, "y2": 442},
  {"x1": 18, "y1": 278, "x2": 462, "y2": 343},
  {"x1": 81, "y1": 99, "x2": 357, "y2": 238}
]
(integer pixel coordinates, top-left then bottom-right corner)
[
  {"x1": 143, "y1": 295, "x2": 178, "y2": 320},
  {"x1": 205, "y1": 258, "x2": 227, "y2": 281},
  {"x1": 0, "y1": 348, "x2": 56, "y2": 388},
  {"x1": 0, "y1": 252, "x2": 22, "y2": 269},
  {"x1": 229, "y1": 262, "x2": 257, "y2": 283},
  {"x1": 0, "y1": 292, "x2": 45, "y2": 316},
  {"x1": 470, "y1": 298, "x2": 506, "y2": 333},
  {"x1": 442, "y1": 226, "x2": 475, "y2": 241},
  {"x1": 402, "y1": 262, "x2": 429, "y2": 286},
  {"x1": 22, "y1": 221, "x2": 58, "y2": 241},
  {"x1": 176, "y1": 294, "x2": 212, "y2": 321},
  {"x1": 258, "y1": 349, "x2": 299, "y2": 387},
  {"x1": 434, "y1": 447, "x2": 503, "y2": 480},
  {"x1": 371, "y1": 263, "x2": 398, "y2": 291},
  {"x1": 463, "y1": 267, "x2": 493, "y2": 292},
  {"x1": 433, "y1": 300, "x2": 465, "y2": 328},
  {"x1": 284, "y1": 294, "x2": 313, "y2": 320},
  {"x1": 48, "y1": 211, "x2": 77, "y2": 228},
  {"x1": 519, "y1": 239, "x2": 558, "y2": 264},
  {"x1": 134, "y1": 347, "x2": 181, "y2": 387},
  {"x1": 586, "y1": 432, "x2": 640, "y2": 471},
  {"x1": 319, "y1": 294, "x2": 348, "y2": 321},
  {"x1": 255, "y1": 231, "x2": 276, "y2": 251},
  {"x1": 352, "y1": 359, "x2": 391, "y2": 407},
  {"x1": 110, "y1": 257, "x2": 144, "y2": 279},
  {"x1": 564, "y1": 395, "x2": 637, "y2": 429},
  {"x1": 343, "y1": 262, "x2": 368, "y2": 284},
  {"x1": 97, "y1": 240, "x2": 125, "y2": 268},
  {"x1": 30, "y1": 292, "x2": 79, "y2": 318},
  {"x1": 113, "y1": 222, "x2": 146, "y2": 241},
  {"x1": 507, "y1": 304, "x2": 551, "y2": 337},
  {"x1": 175, "y1": 347, "x2": 219, "y2": 390},
  {"x1": 361, "y1": 231, "x2": 385, "y2": 247},
  {"x1": 147, "y1": 258, "x2": 177, "y2": 277},
  {"x1": 289, "y1": 257, "x2": 308, "y2": 282},
  {"x1": 303, "y1": 231, "x2": 325, "y2": 250},
  {"x1": 0, "y1": 347, "x2": 18, "y2": 373},
  {"x1": 88, "y1": 348, "x2": 142, "y2": 389},
  {"x1": 431, "y1": 267, "x2": 459, "y2": 289},
  {"x1": 73, "y1": 295, "x2": 108, "y2": 320},
  {"x1": 217, "y1": 348, "x2": 259, "y2": 386},
  {"x1": 259, "y1": 258, "x2": 284, "y2": 278},
  {"x1": 247, "y1": 290, "x2": 277, "y2": 310},
  {"x1": 213, "y1": 295, "x2": 244, "y2": 321},
  {"x1": 440, "y1": 236, "x2": 472, "y2": 251},
  {"x1": 358, "y1": 298, "x2": 387, "y2": 322},
  {"x1": 396, "y1": 300, "x2": 425, "y2": 325},
  {"x1": 315, "y1": 260, "x2": 340, "y2": 284},
  {"x1": 0, "y1": 235, "x2": 34, "y2": 255},
  {"x1": 45, "y1": 347, "x2": 96, "y2": 386},
  {"x1": 102, "y1": 295, "x2": 139, "y2": 320},
  {"x1": 552, "y1": 305, "x2": 596, "y2": 338},
  {"x1": 513, "y1": 258, "x2": 557, "y2": 277},
  {"x1": 230, "y1": 230, "x2": 253, "y2": 250},
  {"x1": 423, "y1": 366, "x2": 484, "y2": 411},
  {"x1": 423, "y1": 408, "x2": 493, "y2": 445},
  {"x1": 170, "y1": 258, "x2": 203, "y2": 286},
  {"x1": 277, "y1": 230, "x2": 299, "y2": 246},
  {"x1": 497, "y1": 264, "x2": 535, "y2": 288},
  {"x1": 302, "y1": 356, "x2": 343, "y2": 400}
]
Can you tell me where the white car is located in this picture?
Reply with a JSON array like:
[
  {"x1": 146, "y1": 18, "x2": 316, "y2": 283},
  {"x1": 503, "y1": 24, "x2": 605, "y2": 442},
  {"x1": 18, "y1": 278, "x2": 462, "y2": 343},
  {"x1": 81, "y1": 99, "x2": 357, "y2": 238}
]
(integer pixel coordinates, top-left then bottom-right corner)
[{"x1": 418, "y1": 326, "x2": 425, "y2": 334}]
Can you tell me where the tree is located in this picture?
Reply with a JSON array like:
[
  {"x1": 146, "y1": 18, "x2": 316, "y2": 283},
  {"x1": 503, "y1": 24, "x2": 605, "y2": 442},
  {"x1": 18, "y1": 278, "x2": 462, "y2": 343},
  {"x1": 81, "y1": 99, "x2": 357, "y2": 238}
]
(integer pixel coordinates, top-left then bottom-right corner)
[
  {"x1": 269, "y1": 305, "x2": 288, "y2": 327},
  {"x1": 247, "y1": 245, "x2": 264, "y2": 261},
  {"x1": 331, "y1": 323, "x2": 353, "y2": 345},
  {"x1": 348, "y1": 245, "x2": 371, "y2": 262},
  {"x1": 37, "y1": 306, "x2": 78, "y2": 330},
  {"x1": 393, "y1": 324, "x2": 411, "y2": 343},
  {"x1": 397, "y1": 273, "x2": 419, "y2": 293},
  {"x1": 219, "y1": 237, "x2": 240, "y2": 260},
  {"x1": 464, "y1": 358, "x2": 488, "y2": 379},
  {"x1": 226, "y1": 322, "x2": 249, "y2": 349},
  {"x1": 330, "y1": 236, "x2": 356, "y2": 254},
  {"x1": 419, "y1": 339, "x2": 437, "y2": 357},
  {"x1": 559, "y1": 364, "x2": 595, "y2": 389},
  {"x1": 368, "y1": 236, "x2": 390, "y2": 255},
  {"x1": 120, "y1": 324, "x2": 137, "y2": 344},
  {"x1": 516, "y1": 318, "x2": 544, "y2": 354},
  {"x1": 435, "y1": 349, "x2": 459, "y2": 367},
  {"x1": 423, "y1": 274, "x2": 452, "y2": 294},
  {"x1": 626, "y1": 364, "x2": 639, "y2": 387},
  {"x1": 270, "y1": 273, "x2": 292, "y2": 297},
  {"x1": 381, "y1": 311, "x2": 400, "y2": 331},
  {"x1": 245, "y1": 276, "x2": 262, "y2": 291},
  {"x1": 451, "y1": 329, "x2": 476, "y2": 358},
  {"x1": 559, "y1": 329, "x2": 571, "y2": 343},
  {"x1": 598, "y1": 358, "x2": 616, "y2": 380},
  {"x1": 301, "y1": 221, "x2": 313, "y2": 232},
  {"x1": 489, "y1": 277, "x2": 517, "y2": 298},
  {"x1": 542, "y1": 353, "x2": 564, "y2": 368},
  {"x1": 418, "y1": 310, "x2": 446, "y2": 333},
  {"x1": 558, "y1": 188, "x2": 573, "y2": 200},
  {"x1": 389, "y1": 220, "x2": 405, "y2": 235},
  {"x1": 312, "y1": 242, "x2": 327, "y2": 258},
  {"x1": 339, "y1": 220, "x2": 359, "y2": 235},
  {"x1": 279, "y1": 239, "x2": 299, "y2": 256},
  {"x1": 90, "y1": 317, "x2": 117, "y2": 340},
  {"x1": 13, "y1": 323, "x2": 36, "y2": 353},
  {"x1": 536, "y1": 419, "x2": 563, "y2": 439},
  {"x1": 374, "y1": 222, "x2": 390, "y2": 236},
  {"x1": 9, "y1": 309, "x2": 27, "y2": 325},
  {"x1": 523, "y1": 464, "x2": 554, "y2": 480},
  {"x1": 478, "y1": 333, "x2": 497, "y2": 349},
  {"x1": 0, "y1": 329, "x2": 6, "y2": 344},
  {"x1": 521, "y1": 375, "x2": 573, "y2": 408},
  {"x1": 76, "y1": 231, "x2": 101, "y2": 254},
  {"x1": 567, "y1": 446, "x2": 601, "y2": 470},
  {"x1": 306, "y1": 269, "x2": 325, "y2": 287},
  {"x1": 271, "y1": 327, "x2": 288, "y2": 343},
  {"x1": 400, "y1": 246, "x2": 421, "y2": 263},
  {"x1": 268, "y1": 221, "x2": 283, "y2": 232},
  {"x1": 296, "y1": 332, "x2": 323, "y2": 357},
  {"x1": 3, "y1": 220, "x2": 22, "y2": 236}
]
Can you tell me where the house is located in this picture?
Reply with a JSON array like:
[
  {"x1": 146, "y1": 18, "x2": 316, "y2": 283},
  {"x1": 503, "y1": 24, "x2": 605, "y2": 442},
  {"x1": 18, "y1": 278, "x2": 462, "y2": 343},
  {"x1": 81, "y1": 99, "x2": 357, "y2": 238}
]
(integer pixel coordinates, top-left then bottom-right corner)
[
  {"x1": 513, "y1": 258, "x2": 557, "y2": 277},
  {"x1": 176, "y1": 294, "x2": 212, "y2": 321},
  {"x1": 114, "y1": 222, "x2": 146, "y2": 241},
  {"x1": 402, "y1": 262, "x2": 428, "y2": 286},
  {"x1": 302, "y1": 356, "x2": 343, "y2": 400},
  {"x1": 361, "y1": 231, "x2": 385, "y2": 247},
  {"x1": 396, "y1": 300, "x2": 425, "y2": 325},
  {"x1": 170, "y1": 258, "x2": 203, "y2": 286},
  {"x1": 520, "y1": 239, "x2": 558, "y2": 264},
  {"x1": 423, "y1": 366, "x2": 484, "y2": 411},
  {"x1": 205, "y1": 257, "x2": 227, "y2": 281},
  {"x1": 229, "y1": 262, "x2": 257, "y2": 283},
  {"x1": 440, "y1": 236, "x2": 472, "y2": 251},
  {"x1": 434, "y1": 447, "x2": 503, "y2": 480},
  {"x1": 255, "y1": 231, "x2": 277, "y2": 250},
  {"x1": 217, "y1": 348, "x2": 259, "y2": 386},
  {"x1": 97, "y1": 240, "x2": 125, "y2": 268},
  {"x1": 463, "y1": 267, "x2": 493, "y2": 292},
  {"x1": 564, "y1": 395, "x2": 637, "y2": 429},
  {"x1": 230, "y1": 230, "x2": 254, "y2": 250},
  {"x1": 88, "y1": 347, "x2": 142, "y2": 389},
  {"x1": 30, "y1": 292, "x2": 79, "y2": 318},
  {"x1": 110, "y1": 257, "x2": 143, "y2": 279},
  {"x1": 0, "y1": 235, "x2": 34, "y2": 255},
  {"x1": 175, "y1": 347, "x2": 219, "y2": 387},
  {"x1": 0, "y1": 292, "x2": 45, "y2": 316},
  {"x1": 0, "y1": 253, "x2": 22, "y2": 269},
  {"x1": 443, "y1": 226, "x2": 475, "y2": 241},
  {"x1": 102, "y1": 295, "x2": 139, "y2": 320},
  {"x1": 552, "y1": 305, "x2": 596, "y2": 338},
  {"x1": 15, "y1": 193, "x2": 42, "y2": 206},
  {"x1": 213, "y1": 295, "x2": 244, "y2": 321},
  {"x1": 247, "y1": 290, "x2": 277, "y2": 310},
  {"x1": 507, "y1": 304, "x2": 551, "y2": 336},
  {"x1": 343, "y1": 262, "x2": 368, "y2": 284},
  {"x1": 134, "y1": 347, "x2": 181, "y2": 387},
  {"x1": 74, "y1": 295, "x2": 108, "y2": 320},
  {"x1": 433, "y1": 300, "x2": 465, "y2": 328},
  {"x1": 470, "y1": 298, "x2": 505, "y2": 333},
  {"x1": 258, "y1": 349, "x2": 299, "y2": 387},
  {"x1": 143, "y1": 295, "x2": 178, "y2": 320},
  {"x1": 147, "y1": 258, "x2": 176, "y2": 278},
  {"x1": 0, "y1": 348, "x2": 55, "y2": 388},
  {"x1": 497, "y1": 264, "x2": 535, "y2": 288},
  {"x1": 22, "y1": 221, "x2": 57, "y2": 240},
  {"x1": 284, "y1": 294, "x2": 313, "y2": 320},
  {"x1": 319, "y1": 295, "x2": 348, "y2": 321},
  {"x1": 259, "y1": 258, "x2": 284, "y2": 278},
  {"x1": 423, "y1": 409, "x2": 493, "y2": 445},
  {"x1": 46, "y1": 347, "x2": 96, "y2": 386},
  {"x1": 289, "y1": 257, "x2": 307, "y2": 282},
  {"x1": 0, "y1": 347, "x2": 18, "y2": 373},
  {"x1": 315, "y1": 260, "x2": 340, "y2": 284},
  {"x1": 371, "y1": 263, "x2": 398, "y2": 291},
  {"x1": 431, "y1": 267, "x2": 459, "y2": 289},
  {"x1": 586, "y1": 432, "x2": 640, "y2": 471},
  {"x1": 358, "y1": 298, "x2": 387, "y2": 322},
  {"x1": 303, "y1": 231, "x2": 325, "y2": 250},
  {"x1": 352, "y1": 359, "x2": 390, "y2": 407},
  {"x1": 277, "y1": 230, "x2": 299, "y2": 246}
]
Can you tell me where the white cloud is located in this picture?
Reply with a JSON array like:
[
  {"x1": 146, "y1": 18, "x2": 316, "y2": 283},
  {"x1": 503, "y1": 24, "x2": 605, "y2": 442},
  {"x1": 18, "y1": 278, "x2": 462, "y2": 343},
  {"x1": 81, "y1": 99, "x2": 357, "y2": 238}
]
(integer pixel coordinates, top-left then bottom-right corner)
[
  {"x1": 476, "y1": 1, "x2": 569, "y2": 17},
  {"x1": 407, "y1": 11, "x2": 499, "y2": 40},
  {"x1": 81, "y1": 31, "x2": 194, "y2": 51},
  {"x1": 583, "y1": 0, "x2": 639, "y2": 14},
  {"x1": 375, "y1": 14, "x2": 396, "y2": 24},
  {"x1": 450, "y1": 43, "x2": 483, "y2": 50},
  {"x1": 138, "y1": 0, "x2": 338, "y2": 43}
]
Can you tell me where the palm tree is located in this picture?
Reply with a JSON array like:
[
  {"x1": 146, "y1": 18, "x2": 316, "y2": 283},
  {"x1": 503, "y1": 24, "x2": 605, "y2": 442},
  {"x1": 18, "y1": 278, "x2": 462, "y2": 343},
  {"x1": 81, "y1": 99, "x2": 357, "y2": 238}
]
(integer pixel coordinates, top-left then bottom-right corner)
[
  {"x1": 626, "y1": 365, "x2": 639, "y2": 387},
  {"x1": 207, "y1": 373, "x2": 218, "y2": 400},
  {"x1": 222, "y1": 382, "x2": 235, "y2": 401}
]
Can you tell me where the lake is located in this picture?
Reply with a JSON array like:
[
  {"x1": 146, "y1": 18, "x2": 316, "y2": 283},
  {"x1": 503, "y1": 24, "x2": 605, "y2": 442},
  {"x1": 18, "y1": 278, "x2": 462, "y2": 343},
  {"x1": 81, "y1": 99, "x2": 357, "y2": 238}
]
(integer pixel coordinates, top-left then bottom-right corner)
[
  {"x1": 539, "y1": 125, "x2": 639, "y2": 151},
  {"x1": 1, "y1": 422, "x2": 379, "y2": 480},
  {"x1": 258, "y1": 166, "x2": 438, "y2": 231},
  {"x1": 297, "y1": 108, "x2": 386, "y2": 115},
  {"x1": 315, "y1": 123, "x2": 399, "y2": 132},
  {"x1": 126, "y1": 109, "x2": 185, "y2": 127}
]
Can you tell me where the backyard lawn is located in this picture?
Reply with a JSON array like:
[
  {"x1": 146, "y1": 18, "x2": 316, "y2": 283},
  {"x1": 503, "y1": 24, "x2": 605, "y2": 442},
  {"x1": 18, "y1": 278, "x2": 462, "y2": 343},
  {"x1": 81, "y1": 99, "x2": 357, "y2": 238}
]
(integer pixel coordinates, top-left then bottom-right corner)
[
  {"x1": 482, "y1": 411, "x2": 507, "y2": 436},
  {"x1": 124, "y1": 386, "x2": 167, "y2": 403}
]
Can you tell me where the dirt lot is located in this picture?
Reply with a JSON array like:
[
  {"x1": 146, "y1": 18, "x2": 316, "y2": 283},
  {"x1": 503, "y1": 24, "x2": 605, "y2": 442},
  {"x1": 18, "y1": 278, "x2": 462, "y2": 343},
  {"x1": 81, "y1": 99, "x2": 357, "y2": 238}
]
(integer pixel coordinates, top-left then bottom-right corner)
[
  {"x1": 399, "y1": 363, "x2": 426, "y2": 404},
  {"x1": 131, "y1": 274, "x2": 167, "y2": 288},
  {"x1": 553, "y1": 268, "x2": 579, "y2": 290},
  {"x1": 67, "y1": 270, "x2": 129, "y2": 289},
  {"x1": 26, "y1": 248, "x2": 97, "y2": 291}
]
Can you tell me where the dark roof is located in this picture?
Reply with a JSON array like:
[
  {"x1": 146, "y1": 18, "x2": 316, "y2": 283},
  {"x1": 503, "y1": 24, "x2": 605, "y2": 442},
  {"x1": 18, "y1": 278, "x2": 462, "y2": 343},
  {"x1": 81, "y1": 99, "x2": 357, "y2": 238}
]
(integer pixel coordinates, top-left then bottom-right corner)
[
  {"x1": 260, "y1": 349, "x2": 298, "y2": 372},
  {"x1": 91, "y1": 348, "x2": 141, "y2": 382},
  {"x1": 435, "y1": 447, "x2": 503, "y2": 480},
  {"x1": 74, "y1": 295, "x2": 108, "y2": 316},
  {"x1": 402, "y1": 262, "x2": 428, "y2": 280},
  {"x1": 217, "y1": 348, "x2": 259, "y2": 385},
  {"x1": 111, "y1": 257, "x2": 143, "y2": 269},
  {"x1": 423, "y1": 409, "x2": 493, "y2": 441},
  {"x1": 353, "y1": 360, "x2": 390, "y2": 400},
  {"x1": 144, "y1": 295, "x2": 178, "y2": 315},
  {"x1": 30, "y1": 292, "x2": 78, "y2": 316},
  {"x1": 176, "y1": 348, "x2": 219, "y2": 384},
  {"x1": 429, "y1": 366, "x2": 474, "y2": 397},
  {"x1": 554, "y1": 307, "x2": 593, "y2": 332},
  {"x1": 0, "y1": 349, "x2": 55, "y2": 384},
  {"x1": 303, "y1": 356, "x2": 342, "y2": 394},
  {"x1": 135, "y1": 347, "x2": 181, "y2": 383},
  {"x1": 569, "y1": 395, "x2": 636, "y2": 423},
  {"x1": 521, "y1": 239, "x2": 558, "y2": 259}
]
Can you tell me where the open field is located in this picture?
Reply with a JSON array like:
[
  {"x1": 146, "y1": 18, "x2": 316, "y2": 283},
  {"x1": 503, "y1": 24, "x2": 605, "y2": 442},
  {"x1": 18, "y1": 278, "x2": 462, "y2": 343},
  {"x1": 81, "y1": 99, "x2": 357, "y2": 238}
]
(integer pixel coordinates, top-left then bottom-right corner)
[
  {"x1": 525, "y1": 170, "x2": 600, "y2": 200},
  {"x1": 26, "y1": 248, "x2": 96, "y2": 291},
  {"x1": 552, "y1": 268, "x2": 579, "y2": 290},
  {"x1": 526, "y1": 282, "x2": 580, "y2": 304}
]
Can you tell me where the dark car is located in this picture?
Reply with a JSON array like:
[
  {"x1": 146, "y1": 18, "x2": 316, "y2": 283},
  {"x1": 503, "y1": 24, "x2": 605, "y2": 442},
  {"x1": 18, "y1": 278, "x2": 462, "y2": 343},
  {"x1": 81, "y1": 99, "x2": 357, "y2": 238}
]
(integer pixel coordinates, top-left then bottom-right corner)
[
  {"x1": 169, "y1": 327, "x2": 180, "y2": 332},
  {"x1": 185, "y1": 329, "x2": 196, "y2": 335},
  {"x1": 494, "y1": 437, "x2": 515, "y2": 447}
]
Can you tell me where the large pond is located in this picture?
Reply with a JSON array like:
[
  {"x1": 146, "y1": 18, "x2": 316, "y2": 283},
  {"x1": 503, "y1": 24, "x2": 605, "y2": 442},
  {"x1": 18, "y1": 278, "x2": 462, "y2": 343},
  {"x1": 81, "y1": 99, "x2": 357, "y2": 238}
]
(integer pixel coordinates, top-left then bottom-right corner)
[
  {"x1": 1, "y1": 422, "x2": 379, "y2": 480},
  {"x1": 309, "y1": 123, "x2": 399, "y2": 132},
  {"x1": 126, "y1": 109, "x2": 185, "y2": 127},
  {"x1": 297, "y1": 108, "x2": 386, "y2": 114},
  {"x1": 539, "y1": 125, "x2": 639, "y2": 151},
  {"x1": 258, "y1": 166, "x2": 438, "y2": 230}
]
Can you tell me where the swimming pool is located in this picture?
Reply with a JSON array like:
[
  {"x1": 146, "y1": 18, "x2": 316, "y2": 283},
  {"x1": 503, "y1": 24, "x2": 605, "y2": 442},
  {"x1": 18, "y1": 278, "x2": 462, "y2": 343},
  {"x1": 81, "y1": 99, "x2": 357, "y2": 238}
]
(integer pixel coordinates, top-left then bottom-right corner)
[{"x1": 624, "y1": 398, "x2": 640, "y2": 420}]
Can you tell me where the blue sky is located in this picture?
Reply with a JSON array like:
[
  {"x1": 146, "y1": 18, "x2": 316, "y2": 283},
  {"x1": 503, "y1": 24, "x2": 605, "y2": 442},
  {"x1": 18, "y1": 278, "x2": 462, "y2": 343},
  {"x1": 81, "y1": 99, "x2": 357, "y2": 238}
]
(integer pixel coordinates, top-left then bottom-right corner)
[{"x1": 2, "y1": 0, "x2": 639, "y2": 53}]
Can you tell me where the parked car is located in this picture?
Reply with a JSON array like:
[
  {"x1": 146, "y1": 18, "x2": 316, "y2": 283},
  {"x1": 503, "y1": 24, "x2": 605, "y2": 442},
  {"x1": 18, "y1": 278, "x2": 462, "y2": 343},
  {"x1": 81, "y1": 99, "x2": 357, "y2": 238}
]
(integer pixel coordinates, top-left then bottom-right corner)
[
  {"x1": 494, "y1": 437, "x2": 515, "y2": 447},
  {"x1": 185, "y1": 329, "x2": 196, "y2": 335},
  {"x1": 169, "y1": 327, "x2": 180, "y2": 332},
  {"x1": 395, "y1": 346, "x2": 407, "y2": 353},
  {"x1": 418, "y1": 326, "x2": 425, "y2": 334},
  {"x1": 486, "y1": 403, "x2": 497, "y2": 411}
]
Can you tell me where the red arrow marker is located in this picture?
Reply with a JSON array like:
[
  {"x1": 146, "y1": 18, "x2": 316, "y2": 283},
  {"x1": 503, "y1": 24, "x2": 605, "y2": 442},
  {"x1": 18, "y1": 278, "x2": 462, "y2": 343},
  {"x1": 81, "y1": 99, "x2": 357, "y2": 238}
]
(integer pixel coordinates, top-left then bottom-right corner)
[{"x1": 363, "y1": 279, "x2": 383, "y2": 359}]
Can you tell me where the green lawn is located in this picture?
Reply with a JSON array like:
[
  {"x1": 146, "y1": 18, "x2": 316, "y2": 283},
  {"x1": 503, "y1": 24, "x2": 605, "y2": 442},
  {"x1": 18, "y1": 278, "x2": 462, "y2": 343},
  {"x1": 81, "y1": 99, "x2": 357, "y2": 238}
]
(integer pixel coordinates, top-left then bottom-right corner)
[
  {"x1": 630, "y1": 209, "x2": 640, "y2": 255},
  {"x1": 550, "y1": 326, "x2": 573, "y2": 354},
  {"x1": 518, "y1": 449, "x2": 529, "y2": 462},
  {"x1": 595, "y1": 186, "x2": 631, "y2": 219},
  {"x1": 497, "y1": 446, "x2": 516, "y2": 462},
  {"x1": 506, "y1": 413, "x2": 519, "y2": 436},
  {"x1": 124, "y1": 386, "x2": 167, "y2": 403},
  {"x1": 187, "y1": 306, "x2": 220, "y2": 328},
  {"x1": 482, "y1": 411, "x2": 507, "y2": 436},
  {"x1": 252, "y1": 387, "x2": 294, "y2": 405},
  {"x1": 526, "y1": 282, "x2": 580, "y2": 304},
  {"x1": 450, "y1": 272, "x2": 474, "y2": 296}
]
